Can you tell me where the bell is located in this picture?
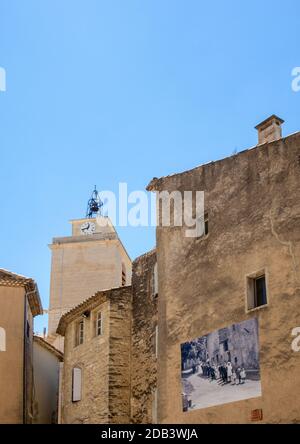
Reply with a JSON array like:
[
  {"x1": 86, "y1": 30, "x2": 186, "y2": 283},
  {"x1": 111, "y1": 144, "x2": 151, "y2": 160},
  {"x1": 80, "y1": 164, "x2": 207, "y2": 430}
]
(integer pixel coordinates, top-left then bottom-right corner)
[{"x1": 91, "y1": 202, "x2": 99, "y2": 212}]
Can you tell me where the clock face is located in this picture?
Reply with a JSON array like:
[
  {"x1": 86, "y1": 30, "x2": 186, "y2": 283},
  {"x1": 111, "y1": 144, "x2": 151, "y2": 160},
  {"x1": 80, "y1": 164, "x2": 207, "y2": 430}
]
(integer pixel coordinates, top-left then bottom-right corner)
[{"x1": 80, "y1": 222, "x2": 96, "y2": 235}]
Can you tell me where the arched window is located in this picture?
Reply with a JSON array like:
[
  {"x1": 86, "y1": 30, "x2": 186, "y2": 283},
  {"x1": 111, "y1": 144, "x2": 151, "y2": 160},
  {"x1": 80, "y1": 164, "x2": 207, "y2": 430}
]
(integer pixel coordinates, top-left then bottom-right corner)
[
  {"x1": 72, "y1": 367, "x2": 82, "y2": 402},
  {"x1": 0, "y1": 327, "x2": 6, "y2": 352}
]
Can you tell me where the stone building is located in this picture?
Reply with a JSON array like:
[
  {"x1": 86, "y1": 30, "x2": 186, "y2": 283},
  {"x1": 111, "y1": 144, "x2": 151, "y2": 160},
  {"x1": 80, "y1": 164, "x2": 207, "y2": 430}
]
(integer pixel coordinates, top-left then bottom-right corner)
[
  {"x1": 48, "y1": 215, "x2": 132, "y2": 350},
  {"x1": 147, "y1": 115, "x2": 300, "y2": 423},
  {"x1": 33, "y1": 336, "x2": 63, "y2": 424},
  {"x1": 57, "y1": 286, "x2": 132, "y2": 424},
  {"x1": 56, "y1": 250, "x2": 158, "y2": 424},
  {"x1": 131, "y1": 249, "x2": 158, "y2": 423},
  {"x1": 181, "y1": 318, "x2": 260, "y2": 374},
  {"x1": 205, "y1": 319, "x2": 260, "y2": 372},
  {"x1": 0, "y1": 269, "x2": 43, "y2": 424}
]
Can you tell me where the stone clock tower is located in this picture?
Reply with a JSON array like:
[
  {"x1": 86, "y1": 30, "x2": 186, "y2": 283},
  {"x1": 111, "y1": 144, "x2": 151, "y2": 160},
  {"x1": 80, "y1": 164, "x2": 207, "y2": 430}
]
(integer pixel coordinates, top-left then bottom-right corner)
[{"x1": 47, "y1": 189, "x2": 132, "y2": 350}]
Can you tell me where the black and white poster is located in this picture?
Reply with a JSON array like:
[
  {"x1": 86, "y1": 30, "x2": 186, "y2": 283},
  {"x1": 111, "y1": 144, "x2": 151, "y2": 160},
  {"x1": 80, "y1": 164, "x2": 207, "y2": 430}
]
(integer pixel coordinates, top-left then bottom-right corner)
[{"x1": 181, "y1": 318, "x2": 262, "y2": 411}]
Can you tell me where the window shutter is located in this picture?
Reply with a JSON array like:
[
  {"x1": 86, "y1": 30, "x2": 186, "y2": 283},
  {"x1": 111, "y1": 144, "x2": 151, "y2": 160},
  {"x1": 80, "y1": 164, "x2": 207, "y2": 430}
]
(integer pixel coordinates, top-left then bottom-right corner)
[
  {"x1": 72, "y1": 367, "x2": 82, "y2": 401},
  {"x1": 0, "y1": 327, "x2": 6, "y2": 352}
]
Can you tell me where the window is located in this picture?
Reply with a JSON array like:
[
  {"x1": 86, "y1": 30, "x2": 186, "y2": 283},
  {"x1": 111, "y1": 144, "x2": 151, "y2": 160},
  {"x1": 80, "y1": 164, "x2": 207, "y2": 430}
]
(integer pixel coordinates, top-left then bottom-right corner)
[
  {"x1": 222, "y1": 340, "x2": 229, "y2": 352},
  {"x1": 247, "y1": 272, "x2": 267, "y2": 311},
  {"x1": 204, "y1": 212, "x2": 208, "y2": 236},
  {"x1": 121, "y1": 263, "x2": 126, "y2": 287},
  {"x1": 75, "y1": 319, "x2": 84, "y2": 347},
  {"x1": 72, "y1": 367, "x2": 82, "y2": 402},
  {"x1": 94, "y1": 311, "x2": 102, "y2": 337},
  {"x1": 254, "y1": 276, "x2": 267, "y2": 307}
]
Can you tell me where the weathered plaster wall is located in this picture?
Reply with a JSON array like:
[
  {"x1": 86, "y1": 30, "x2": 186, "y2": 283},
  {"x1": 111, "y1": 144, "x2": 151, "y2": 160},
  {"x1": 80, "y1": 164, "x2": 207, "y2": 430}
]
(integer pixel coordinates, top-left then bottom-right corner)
[
  {"x1": 154, "y1": 133, "x2": 300, "y2": 423},
  {"x1": 24, "y1": 297, "x2": 35, "y2": 424},
  {"x1": 33, "y1": 339, "x2": 61, "y2": 424},
  {"x1": 0, "y1": 286, "x2": 25, "y2": 424}
]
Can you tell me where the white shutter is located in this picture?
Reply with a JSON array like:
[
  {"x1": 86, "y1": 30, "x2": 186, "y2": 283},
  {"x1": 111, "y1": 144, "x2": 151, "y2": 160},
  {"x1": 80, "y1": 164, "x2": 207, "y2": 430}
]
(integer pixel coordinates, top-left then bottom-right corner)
[
  {"x1": 0, "y1": 327, "x2": 6, "y2": 352},
  {"x1": 72, "y1": 367, "x2": 82, "y2": 401}
]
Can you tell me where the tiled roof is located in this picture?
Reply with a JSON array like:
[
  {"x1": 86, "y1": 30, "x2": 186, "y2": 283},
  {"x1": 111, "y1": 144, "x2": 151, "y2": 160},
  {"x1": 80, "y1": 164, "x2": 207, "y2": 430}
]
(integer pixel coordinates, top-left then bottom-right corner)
[
  {"x1": 56, "y1": 285, "x2": 132, "y2": 336},
  {"x1": 34, "y1": 335, "x2": 63, "y2": 361},
  {"x1": 0, "y1": 268, "x2": 43, "y2": 317}
]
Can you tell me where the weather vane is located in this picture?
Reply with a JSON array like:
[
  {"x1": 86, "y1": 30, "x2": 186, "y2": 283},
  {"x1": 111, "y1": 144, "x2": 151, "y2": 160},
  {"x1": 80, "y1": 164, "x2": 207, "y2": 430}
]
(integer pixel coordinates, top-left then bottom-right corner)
[{"x1": 86, "y1": 186, "x2": 103, "y2": 218}]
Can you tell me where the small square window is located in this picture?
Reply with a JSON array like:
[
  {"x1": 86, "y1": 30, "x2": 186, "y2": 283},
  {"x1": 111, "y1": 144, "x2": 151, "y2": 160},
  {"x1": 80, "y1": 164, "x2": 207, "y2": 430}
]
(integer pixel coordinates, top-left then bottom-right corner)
[{"x1": 247, "y1": 272, "x2": 268, "y2": 311}]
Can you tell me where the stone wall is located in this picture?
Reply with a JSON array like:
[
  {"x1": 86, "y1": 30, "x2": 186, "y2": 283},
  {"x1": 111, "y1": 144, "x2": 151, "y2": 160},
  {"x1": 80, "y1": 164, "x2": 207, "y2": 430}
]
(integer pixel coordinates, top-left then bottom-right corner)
[
  {"x1": 131, "y1": 249, "x2": 158, "y2": 423},
  {"x1": 150, "y1": 132, "x2": 300, "y2": 423},
  {"x1": 33, "y1": 337, "x2": 62, "y2": 424},
  {"x1": 108, "y1": 289, "x2": 132, "y2": 423},
  {"x1": 61, "y1": 287, "x2": 132, "y2": 424}
]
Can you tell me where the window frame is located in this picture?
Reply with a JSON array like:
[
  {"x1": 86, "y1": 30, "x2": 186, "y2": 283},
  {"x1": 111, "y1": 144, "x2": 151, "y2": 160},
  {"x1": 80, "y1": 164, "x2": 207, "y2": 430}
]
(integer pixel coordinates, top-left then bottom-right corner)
[
  {"x1": 246, "y1": 269, "x2": 269, "y2": 313},
  {"x1": 254, "y1": 276, "x2": 267, "y2": 308},
  {"x1": 74, "y1": 319, "x2": 84, "y2": 347},
  {"x1": 94, "y1": 310, "x2": 103, "y2": 337}
]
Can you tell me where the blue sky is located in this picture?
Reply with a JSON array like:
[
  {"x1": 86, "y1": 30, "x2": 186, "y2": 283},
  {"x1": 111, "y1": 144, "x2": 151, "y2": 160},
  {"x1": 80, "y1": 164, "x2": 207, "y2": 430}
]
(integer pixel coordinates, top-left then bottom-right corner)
[{"x1": 0, "y1": 0, "x2": 299, "y2": 333}]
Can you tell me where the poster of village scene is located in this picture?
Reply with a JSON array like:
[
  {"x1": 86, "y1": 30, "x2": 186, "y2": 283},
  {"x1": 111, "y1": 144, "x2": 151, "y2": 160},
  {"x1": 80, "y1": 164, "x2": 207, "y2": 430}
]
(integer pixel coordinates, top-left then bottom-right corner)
[{"x1": 181, "y1": 318, "x2": 262, "y2": 411}]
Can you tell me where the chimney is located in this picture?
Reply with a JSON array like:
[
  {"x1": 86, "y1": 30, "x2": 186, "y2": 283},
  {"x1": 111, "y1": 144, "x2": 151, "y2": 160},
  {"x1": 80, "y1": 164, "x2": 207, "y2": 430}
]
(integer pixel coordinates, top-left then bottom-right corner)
[{"x1": 255, "y1": 115, "x2": 284, "y2": 145}]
